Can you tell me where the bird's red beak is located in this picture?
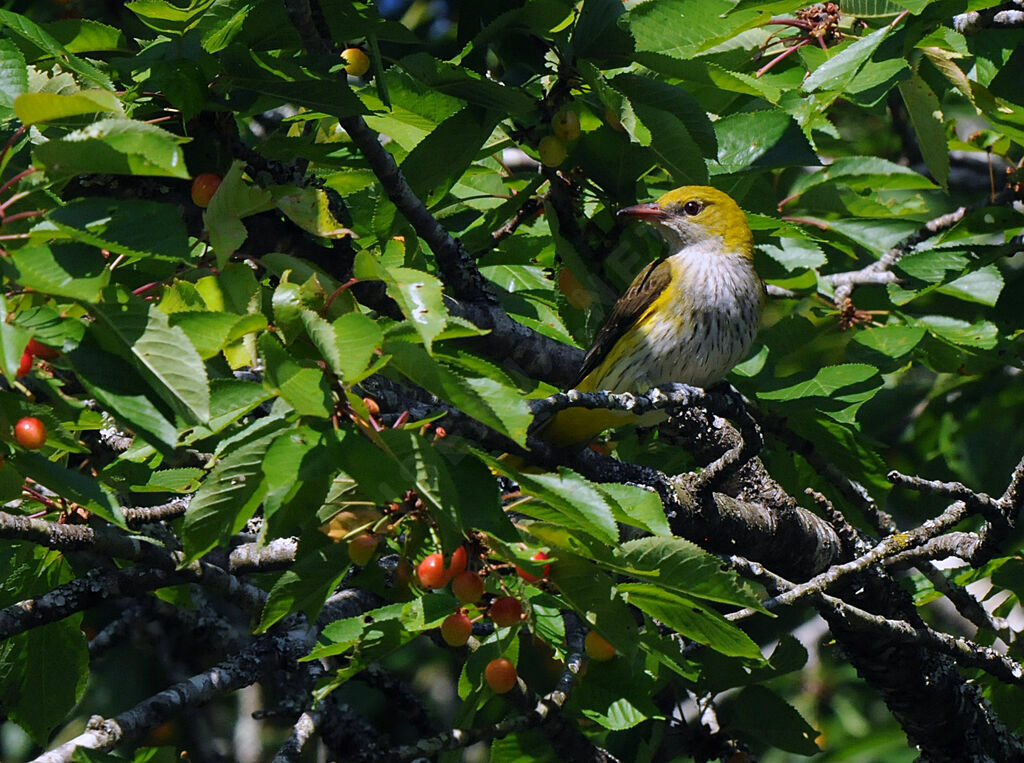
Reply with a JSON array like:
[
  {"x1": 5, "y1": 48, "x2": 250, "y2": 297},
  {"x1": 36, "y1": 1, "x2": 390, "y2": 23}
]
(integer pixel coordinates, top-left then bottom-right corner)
[{"x1": 617, "y1": 202, "x2": 664, "y2": 220}]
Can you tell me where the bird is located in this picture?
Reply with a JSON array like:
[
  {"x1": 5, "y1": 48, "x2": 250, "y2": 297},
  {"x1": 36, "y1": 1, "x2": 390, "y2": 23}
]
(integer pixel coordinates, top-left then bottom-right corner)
[{"x1": 541, "y1": 186, "x2": 765, "y2": 447}]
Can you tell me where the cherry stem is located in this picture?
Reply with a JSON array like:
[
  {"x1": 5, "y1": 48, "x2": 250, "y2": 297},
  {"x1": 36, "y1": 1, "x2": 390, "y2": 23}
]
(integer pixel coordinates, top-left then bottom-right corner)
[
  {"x1": 132, "y1": 281, "x2": 162, "y2": 296},
  {"x1": 23, "y1": 486, "x2": 58, "y2": 510},
  {"x1": 2, "y1": 209, "x2": 43, "y2": 224},
  {"x1": 0, "y1": 190, "x2": 31, "y2": 214},
  {"x1": 0, "y1": 126, "x2": 27, "y2": 165},
  {"x1": 0, "y1": 167, "x2": 38, "y2": 199},
  {"x1": 756, "y1": 38, "x2": 810, "y2": 77},
  {"x1": 322, "y1": 277, "x2": 358, "y2": 314}
]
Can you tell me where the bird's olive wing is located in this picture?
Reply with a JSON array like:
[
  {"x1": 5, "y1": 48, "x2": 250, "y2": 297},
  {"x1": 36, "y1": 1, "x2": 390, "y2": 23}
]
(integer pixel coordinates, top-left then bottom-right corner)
[{"x1": 574, "y1": 258, "x2": 672, "y2": 386}]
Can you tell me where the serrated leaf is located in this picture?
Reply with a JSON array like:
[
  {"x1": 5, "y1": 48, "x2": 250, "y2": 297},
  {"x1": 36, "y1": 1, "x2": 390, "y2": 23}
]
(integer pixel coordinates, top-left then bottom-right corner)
[
  {"x1": 182, "y1": 418, "x2": 291, "y2": 561},
  {"x1": 332, "y1": 311, "x2": 383, "y2": 383},
  {"x1": 68, "y1": 338, "x2": 179, "y2": 452},
  {"x1": 257, "y1": 541, "x2": 350, "y2": 632},
  {"x1": 204, "y1": 160, "x2": 275, "y2": 266},
  {"x1": 43, "y1": 198, "x2": 190, "y2": 261},
  {"x1": 615, "y1": 537, "x2": 766, "y2": 610},
  {"x1": 620, "y1": 583, "x2": 763, "y2": 659},
  {"x1": 129, "y1": 468, "x2": 205, "y2": 493},
  {"x1": 483, "y1": 454, "x2": 618, "y2": 544},
  {"x1": 259, "y1": 333, "x2": 332, "y2": 418},
  {"x1": 33, "y1": 119, "x2": 189, "y2": 179},
  {"x1": 87, "y1": 298, "x2": 210, "y2": 424},
  {"x1": 0, "y1": 39, "x2": 27, "y2": 117},
  {"x1": 802, "y1": 24, "x2": 895, "y2": 93},
  {"x1": 898, "y1": 73, "x2": 949, "y2": 190},
  {"x1": 12, "y1": 452, "x2": 123, "y2": 526},
  {"x1": 7, "y1": 243, "x2": 109, "y2": 301},
  {"x1": 14, "y1": 89, "x2": 123, "y2": 124},
  {"x1": 722, "y1": 685, "x2": 821, "y2": 754},
  {"x1": 850, "y1": 325, "x2": 925, "y2": 358},
  {"x1": 593, "y1": 482, "x2": 670, "y2": 536},
  {"x1": 399, "y1": 52, "x2": 535, "y2": 116},
  {"x1": 170, "y1": 311, "x2": 267, "y2": 359},
  {"x1": 758, "y1": 363, "x2": 879, "y2": 401},
  {"x1": 354, "y1": 252, "x2": 448, "y2": 352},
  {"x1": 0, "y1": 9, "x2": 112, "y2": 89}
]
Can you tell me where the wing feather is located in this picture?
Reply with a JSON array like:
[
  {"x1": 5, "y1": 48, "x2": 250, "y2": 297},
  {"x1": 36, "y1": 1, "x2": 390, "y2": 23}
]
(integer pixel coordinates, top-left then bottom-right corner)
[{"x1": 574, "y1": 258, "x2": 673, "y2": 386}]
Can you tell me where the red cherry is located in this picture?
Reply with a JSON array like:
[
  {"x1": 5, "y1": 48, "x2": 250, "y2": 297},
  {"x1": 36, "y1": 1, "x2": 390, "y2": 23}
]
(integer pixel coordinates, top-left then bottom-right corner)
[
  {"x1": 585, "y1": 630, "x2": 617, "y2": 662},
  {"x1": 484, "y1": 657, "x2": 518, "y2": 694},
  {"x1": 26, "y1": 339, "x2": 59, "y2": 359},
  {"x1": 190, "y1": 173, "x2": 222, "y2": 208},
  {"x1": 451, "y1": 571, "x2": 484, "y2": 603},
  {"x1": 516, "y1": 551, "x2": 551, "y2": 583},
  {"x1": 447, "y1": 545, "x2": 467, "y2": 579},
  {"x1": 441, "y1": 612, "x2": 472, "y2": 646},
  {"x1": 16, "y1": 350, "x2": 32, "y2": 377},
  {"x1": 489, "y1": 596, "x2": 523, "y2": 627},
  {"x1": 418, "y1": 553, "x2": 447, "y2": 589},
  {"x1": 347, "y1": 533, "x2": 379, "y2": 566},
  {"x1": 14, "y1": 417, "x2": 46, "y2": 450}
]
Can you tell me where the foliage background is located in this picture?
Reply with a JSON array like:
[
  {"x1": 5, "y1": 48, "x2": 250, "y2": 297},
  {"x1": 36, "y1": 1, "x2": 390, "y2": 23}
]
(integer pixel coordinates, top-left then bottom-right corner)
[{"x1": 0, "y1": 0, "x2": 1022, "y2": 760}]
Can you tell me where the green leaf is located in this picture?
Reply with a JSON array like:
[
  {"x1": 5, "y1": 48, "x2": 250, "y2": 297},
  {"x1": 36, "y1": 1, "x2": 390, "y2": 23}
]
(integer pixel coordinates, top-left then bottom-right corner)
[
  {"x1": 169, "y1": 311, "x2": 267, "y2": 360},
  {"x1": 276, "y1": 186, "x2": 353, "y2": 238},
  {"x1": 14, "y1": 90, "x2": 123, "y2": 124},
  {"x1": 612, "y1": 74, "x2": 717, "y2": 157},
  {"x1": 721, "y1": 685, "x2": 821, "y2": 754},
  {"x1": 354, "y1": 252, "x2": 448, "y2": 352},
  {"x1": 547, "y1": 554, "x2": 640, "y2": 653},
  {"x1": 483, "y1": 455, "x2": 618, "y2": 544},
  {"x1": 33, "y1": 119, "x2": 190, "y2": 179},
  {"x1": 13, "y1": 453, "x2": 123, "y2": 526},
  {"x1": 630, "y1": 103, "x2": 708, "y2": 184},
  {"x1": 126, "y1": 0, "x2": 214, "y2": 36},
  {"x1": 88, "y1": 298, "x2": 211, "y2": 425},
  {"x1": 909, "y1": 315, "x2": 998, "y2": 349},
  {"x1": 938, "y1": 265, "x2": 1004, "y2": 306},
  {"x1": 6, "y1": 244, "x2": 109, "y2": 301},
  {"x1": 182, "y1": 417, "x2": 291, "y2": 561},
  {"x1": 897, "y1": 73, "x2": 949, "y2": 190},
  {"x1": 218, "y1": 48, "x2": 368, "y2": 118},
  {"x1": 68, "y1": 338, "x2": 179, "y2": 452},
  {"x1": 259, "y1": 333, "x2": 332, "y2": 418},
  {"x1": 758, "y1": 364, "x2": 879, "y2": 401},
  {"x1": 257, "y1": 540, "x2": 350, "y2": 632},
  {"x1": 41, "y1": 18, "x2": 127, "y2": 54},
  {"x1": 627, "y1": 0, "x2": 764, "y2": 59},
  {"x1": 850, "y1": 325, "x2": 925, "y2": 359},
  {"x1": 332, "y1": 311, "x2": 384, "y2": 383},
  {"x1": 399, "y1": 52, "x2": 535, "y2": 117},
  {"x1": 713, "y1": 111, "x2": 817, "y2": 174},
  {"x1": 759, "y1": 236, "x2": 826, "y2": 271},
  {"x1": 619, "y1": 583, "x2": 763, "y2": 659},
  {"x1": 400, "y1": 106, "x2": 500, "y2": 206},
  {"x1": 0, "y1": 39, "x2": 28, "y2": 118},
  {"x1": 129, "y1": 468, "x2": 205, "y2": 493},
  {"x1": 2, "y1": 619, "x2": 88, "y2": 746},
  {"x1": 204, "y1": 160, "x2": 275, "y2": 266},
  {"x1": 0, "y1": 9, "x2": 112, "y2": 89},
  {"x1": 802, "y1": 24, "x2": 896, "y2": 93},
  {"x1": 615, "y1": 537, "x2": 767, "y2": 610},
  {"x1": 593, "y1": 482, "x2": 670, "y2": 536},
  {"x1": 43, "y1": 198, "x2": 190, "y2": 261}
]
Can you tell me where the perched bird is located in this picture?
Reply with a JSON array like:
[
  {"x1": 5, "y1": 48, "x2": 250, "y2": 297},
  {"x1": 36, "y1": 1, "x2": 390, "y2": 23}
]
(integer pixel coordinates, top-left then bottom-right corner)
[{"x1": 543, "y1": 186, "x2": 764, "y2": 446}]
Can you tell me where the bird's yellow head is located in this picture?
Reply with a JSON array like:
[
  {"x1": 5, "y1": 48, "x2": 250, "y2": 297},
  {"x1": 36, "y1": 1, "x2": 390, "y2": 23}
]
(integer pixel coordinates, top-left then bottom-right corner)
[{"x1": 618, "y1": 186, "x2": 753, "y2": 257}]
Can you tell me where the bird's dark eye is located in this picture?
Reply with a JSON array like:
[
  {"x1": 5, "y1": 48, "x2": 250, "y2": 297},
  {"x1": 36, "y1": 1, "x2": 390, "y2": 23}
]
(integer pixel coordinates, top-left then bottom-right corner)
[{"x1": 683, "y1": 201, "x2": 703, "y2": 216}]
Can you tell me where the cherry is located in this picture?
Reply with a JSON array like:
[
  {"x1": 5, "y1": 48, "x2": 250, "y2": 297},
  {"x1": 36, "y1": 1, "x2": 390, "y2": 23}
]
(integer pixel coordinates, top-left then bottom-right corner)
[
  {"x1": 26, "y1": 339, "x2": 59, "y2": 359},
  {"x1": 341, "y1": 47, "x2": 370, "y2": 77},
  {"x1": 441, "y1": 612, "x2": 472, "y2": 646},
  {"x1": 552, "y1": 108, "x2": 581, "y2": 142},
  {"x1": 16, "y1": 350, "x2": 32, "y2": 377},
  {"x1": 489, "y1": 596, "x2": 523, "y2": 627},
  {"x1": 516, "y1": 551, "x2": 551, "y2": 583},
  {"x1": 447, "y1": 545, "x2": 468, "y2": 578},
  {"x1": 484, "y1": 657, "x2": 518, "y2": 694},
  {"x1": 190, "y1": 173, "x2": 222, "y2": 208},
  {"x1": 538, "y1": 135, "x2": 566, "y2": 167},
  {"x1": 585, "y1": 630, "x2": 617, "y2": 662},
  {"x1": 418, "y1": 553, "x2": 448, "y2": 589},
  {"x1": 451, "y1": 571, "x2": 484, "y2": 603},
  {"x1": 347, "y1": 533, "x2": 379, "y2": 566},
  {"x1": 14, "y1": 417, "x2": 46, "y2": 450}
]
